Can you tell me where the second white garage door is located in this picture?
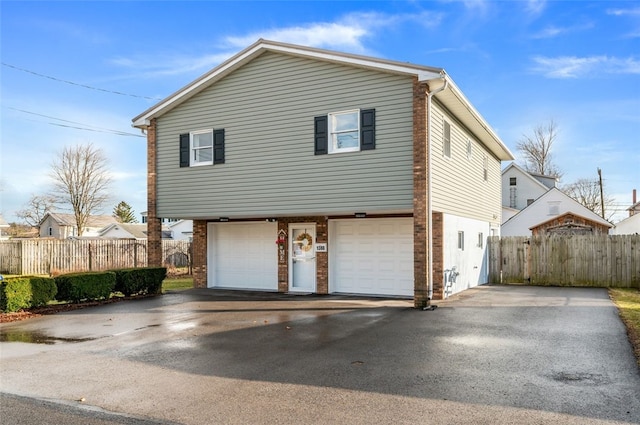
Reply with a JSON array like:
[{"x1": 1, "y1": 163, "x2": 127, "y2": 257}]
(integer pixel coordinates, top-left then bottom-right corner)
[
  {"x1": 329, "y1": 218, "x2": 414, "y2": 297},
  {"x1": 207, "y1": 222, "x2": 278, "y2": 291}
]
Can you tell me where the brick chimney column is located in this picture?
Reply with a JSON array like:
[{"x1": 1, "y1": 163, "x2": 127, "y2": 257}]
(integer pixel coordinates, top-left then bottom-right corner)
[{"x1": 147, "y1": 118, "x2": 162, "y2": 267}]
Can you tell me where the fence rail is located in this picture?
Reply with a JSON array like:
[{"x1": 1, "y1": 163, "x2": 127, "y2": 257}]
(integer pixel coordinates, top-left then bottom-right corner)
[
  {"x1": 489, "y1": 234, "x2": 640, "y2": 288},
  {"x1": 0, "y1": 239, "x2": 192, "y2": 275}
]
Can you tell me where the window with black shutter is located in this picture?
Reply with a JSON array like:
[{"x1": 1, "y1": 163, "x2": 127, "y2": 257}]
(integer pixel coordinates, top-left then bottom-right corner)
[{"x1": 314, "y1": 108, "x2": 375, "y2": 155}]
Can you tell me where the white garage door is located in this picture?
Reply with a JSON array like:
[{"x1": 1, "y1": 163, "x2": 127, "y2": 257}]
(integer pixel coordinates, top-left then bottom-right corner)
[
  {"x1": 330, "y1": 218, "x2": 414, "y2": 297},
  {"x1": 208, "y1": 222, "x2": 278, "y2": 290}
]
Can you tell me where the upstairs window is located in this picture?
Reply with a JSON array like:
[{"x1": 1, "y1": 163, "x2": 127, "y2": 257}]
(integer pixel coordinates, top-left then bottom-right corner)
[
  {"x1": 443, "y1": 121, "x2": 451, "y2": 158},
  {"x1": 330, "y1": 110, "x2": 359, "y2": 153},
  {"x1": 458, "y1": 231, "x2": 465, "y2": 250},
  {"x1": 314, "y1": 109, "x2": 375, "y2": 155},
  {"x1": 466, "y1": 139, "x2": 472, "y2": 160},
  {"x1": 510, "y1": 177, "x2": 517, "y2": 186},
  {"x1": 179, "y1": 129, "x2": 225, "y2": 167},
  {"x1": 191, "y1": 130, "x2": 213, "y2": 166}
]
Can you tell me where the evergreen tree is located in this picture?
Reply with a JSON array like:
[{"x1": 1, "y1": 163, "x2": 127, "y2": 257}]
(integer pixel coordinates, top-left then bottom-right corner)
[{"x1": 113, "y1": 201, "x2": 138, "y2": 223}]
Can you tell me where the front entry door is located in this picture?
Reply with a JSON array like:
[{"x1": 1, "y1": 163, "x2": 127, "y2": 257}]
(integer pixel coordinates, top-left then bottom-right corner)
[{"x1": 289, "y1": 224, "x2": 316, "y2": 293}]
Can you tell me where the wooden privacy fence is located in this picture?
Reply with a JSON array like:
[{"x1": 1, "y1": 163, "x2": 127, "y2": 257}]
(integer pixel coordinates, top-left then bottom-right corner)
[
  {"x1": 489, "y1": 234, "x2": 640, "y2": 288},
  {"x1": 0, "y1": 239, "x2": 192, "y2": 275}
]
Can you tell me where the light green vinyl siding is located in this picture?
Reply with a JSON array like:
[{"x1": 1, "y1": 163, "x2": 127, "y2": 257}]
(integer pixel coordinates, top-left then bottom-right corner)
[
  {"x1": 155, "y1": 52, "x2": 414, "y2": 219},
  {"x1": 430, "y1": 101, "x2": 502, "y2": 225}
]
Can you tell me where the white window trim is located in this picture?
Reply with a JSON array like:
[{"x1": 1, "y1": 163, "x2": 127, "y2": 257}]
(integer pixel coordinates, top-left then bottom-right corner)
[
  {"x1": 190, "y1": 129, "x2": 214, "y2": 166},
  {"x1": 328, "y1": 109, "x2": 360, "y2": 154},
  {"x1": 443, "y1": 120, "x2": 452, "y2": 159},
  {"x1": 466, "y1": 139, "x2": 472, "y2": 160}
]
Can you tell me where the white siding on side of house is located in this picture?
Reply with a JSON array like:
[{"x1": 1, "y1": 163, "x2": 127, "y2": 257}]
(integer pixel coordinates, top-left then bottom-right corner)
[{"x1": 155, "y1": 51, "x2": 415, "y2": 219}]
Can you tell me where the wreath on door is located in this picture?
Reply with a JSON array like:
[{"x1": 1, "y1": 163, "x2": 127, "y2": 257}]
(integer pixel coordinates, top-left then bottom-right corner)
[{"x1": 295, "y1": 232, "x2": 313, "y2": 252}]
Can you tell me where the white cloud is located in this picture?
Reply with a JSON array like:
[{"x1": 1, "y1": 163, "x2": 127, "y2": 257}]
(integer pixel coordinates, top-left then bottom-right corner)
[
  {"x1": 607, "y1": 7, "x2": 640, "y2": 17},
  {"x1": 110, "y1": 11, "x2": 442, "y2": 79},
  {"x1": 531, "y1": 55, "x2": 640, "y2": 78},
  {"x1": 525, "y1": 0, "x2": 547, "y2": 16},
  {"x1": 224, "y1": 11, "x2": 441, "y2": 54},
  {"x1": 530, "y1": 22, "x2": 594, "y2": 39}
]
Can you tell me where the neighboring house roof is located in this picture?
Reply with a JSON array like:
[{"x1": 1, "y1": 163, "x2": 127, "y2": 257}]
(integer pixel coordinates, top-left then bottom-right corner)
[
  {"x1": 132, "y1": 39, "x2": 514, "y2": 162},
  {"x1": 501, "y1": 187, "x2": 612, "y2": 236},
  {"x1": 529, "y1": 212, "x2": 611, "y2": 235},
  {"x1": 501, "y1": 162, "x2": 551, "y2": 193},
  {"x1": 0, "y1": 214, "x2": 9, "y2": 228},
  {"x1": 99, "y1": 223, "x2": 173, "y2": 239},
  {"x1": 39, "y1": 212, "x2": 117, "y2": 228},
  {"x1": 628, "y1": 200, "x2": 640, "y2": 214}
]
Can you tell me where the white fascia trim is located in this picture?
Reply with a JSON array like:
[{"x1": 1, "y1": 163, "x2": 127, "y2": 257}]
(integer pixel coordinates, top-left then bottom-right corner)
[{"x1": 132, "y1": 39, "x2": 443, "y2": 128}]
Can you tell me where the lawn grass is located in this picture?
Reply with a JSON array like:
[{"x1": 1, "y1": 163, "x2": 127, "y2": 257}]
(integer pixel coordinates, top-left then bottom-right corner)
[
  {"x1": 609, "y1": 288, "x2": 640, "y2": 366},
  {"x1": 162, "y1": 276, "x2": 193, "y2": 292}
]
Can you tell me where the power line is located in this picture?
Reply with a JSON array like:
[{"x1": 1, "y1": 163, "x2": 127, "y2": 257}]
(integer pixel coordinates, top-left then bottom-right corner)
[
  {"x1": 8, "y1": 107, "x2": 145, "y2": 138},
  {"x1": 2, "y1": 62, "x2": 161, "y2": 100}
]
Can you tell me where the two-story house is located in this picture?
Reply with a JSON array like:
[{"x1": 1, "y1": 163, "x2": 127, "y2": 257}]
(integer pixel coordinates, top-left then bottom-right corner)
[{"x1": 133, "y1": 40, "x2": 514, "y2": 306}]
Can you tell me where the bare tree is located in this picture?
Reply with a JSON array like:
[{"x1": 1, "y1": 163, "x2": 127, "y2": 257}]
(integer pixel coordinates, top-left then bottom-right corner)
[
  {"x1": 516, "y1": 119, "x2": 563, "y2": 179},
  {"x1": 15, "y1": 194, "x2": 59, "y2": 227},
  {"x1": 49, "y1": 143, "x2": 112, "y2": 236},
  {"x1": 562, "y1": 178, "x2": 616, "y2": 221}
]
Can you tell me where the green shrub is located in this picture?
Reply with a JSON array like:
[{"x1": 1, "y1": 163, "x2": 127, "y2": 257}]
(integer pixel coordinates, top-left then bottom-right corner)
[
  {"x1": 112, "y1": 267, "x2": 167, "y2": 296},
  {"x1": 55, "y1": 272, "x2": 115, "y2": 303},
  {"x1": 0, "y1": 276, "x2": 57, "y2": 313}
]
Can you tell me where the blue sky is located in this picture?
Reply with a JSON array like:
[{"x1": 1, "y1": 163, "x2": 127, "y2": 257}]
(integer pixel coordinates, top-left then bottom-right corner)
[{"x1": 1, "y1": 0, "x2": 639, "y2": 225}]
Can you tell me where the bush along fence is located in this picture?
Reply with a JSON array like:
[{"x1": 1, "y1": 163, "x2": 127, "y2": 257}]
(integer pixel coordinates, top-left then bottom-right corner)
[
  {"x1": 0, "y1": 239, "x2": 190, "y2": 275},
  {"x1": 488, "y1": 234, "x2": 640, "y2": 288},
  {"x1": 0, "y1": 267, "x2": 167, "y2": 313}
]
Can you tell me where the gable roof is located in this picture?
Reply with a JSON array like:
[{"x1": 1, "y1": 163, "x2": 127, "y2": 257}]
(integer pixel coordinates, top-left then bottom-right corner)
[
  {"x1": 501, "y1": 162, "x2": 551, "y2": 193},
  {"x1": 40, "y1": 212, "x2": 117, "y2": 228},
  {"x1": 529, "y1": 211, "x2": 612, "y2": 231},
  {"x1": 132, "y1": 39, "x2": 514, "y2": 161},
  {"x1": 99, "y1": 223, "x2": 173, "y2": 239},
  {"x1": 504, "y1": 187, "x2": 612, "y2": 228}
]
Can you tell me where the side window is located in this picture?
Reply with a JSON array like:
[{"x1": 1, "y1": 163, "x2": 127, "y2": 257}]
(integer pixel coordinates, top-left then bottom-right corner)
[
  {"x1": 466, "y1": 139, "x2": 472, "y2": 160},
  {"x1": 457, "y1": 231, "x2": 465, "y2": 250},
  {"x1": 179, "y1": 129, "x2": 225, "y2": 167},
  {"x1": 443, "y1": 121, "x2": 451, "y2": 158},
  {"x1": 483, "y1": 156, "x2": 488, "y2": 181},
  {"x1": 315, "y1": 109, "x2": 375, "y2": 155}
]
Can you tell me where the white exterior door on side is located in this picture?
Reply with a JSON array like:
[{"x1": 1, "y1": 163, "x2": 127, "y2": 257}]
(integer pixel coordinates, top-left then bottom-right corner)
[
  {"x1": 329, "y1": 218, "x2": 414, "y2": 297},
  {"x1": 207, "y1": 222, "x2": 278, "y2": 290},
  {"x1": 289, "y1": 224, "x2": 316, "y2": 293}
]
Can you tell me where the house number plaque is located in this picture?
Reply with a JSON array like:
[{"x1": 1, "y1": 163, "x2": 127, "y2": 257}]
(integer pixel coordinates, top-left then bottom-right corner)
[{"x1": 315, "y1": 243, "x2": 327, "y2": 252}]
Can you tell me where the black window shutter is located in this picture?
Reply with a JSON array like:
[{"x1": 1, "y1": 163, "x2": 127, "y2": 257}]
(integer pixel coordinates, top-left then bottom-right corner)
[
  {"x1": 179, "y1": 133, "x2": 190, "y2": 167},
  {"x1": 360, "y1": 109, "x2": 375, "y2": 150},
  {"x1": 314, "y1": 115, "x2": 328, "y2": 155},
  {"x1": 213, "y1": 129, "x2": 225, "y2": 164}
]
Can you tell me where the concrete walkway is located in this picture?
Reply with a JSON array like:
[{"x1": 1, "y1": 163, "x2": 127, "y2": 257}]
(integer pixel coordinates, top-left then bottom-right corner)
[{"x1": 1, "y1": 286, "x2": 639, "y2": 424}]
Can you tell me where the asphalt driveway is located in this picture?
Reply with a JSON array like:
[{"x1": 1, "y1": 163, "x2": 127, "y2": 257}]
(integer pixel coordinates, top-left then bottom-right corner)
[{"x1": 1, "y1": 285, "x2": 639, "y2": 424}]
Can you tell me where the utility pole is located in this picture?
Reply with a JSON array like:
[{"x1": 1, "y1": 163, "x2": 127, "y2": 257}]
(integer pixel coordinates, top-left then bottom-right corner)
[{"x1": 597, "y1": 168, "x2": 605, "y2": 218}]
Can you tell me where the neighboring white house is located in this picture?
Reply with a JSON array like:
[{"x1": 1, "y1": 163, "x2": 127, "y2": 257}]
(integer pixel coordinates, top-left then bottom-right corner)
[
  {"x1": 168, "y1": 220, "x2": 193, "y2": 241},
  {"x1": 39, "y1": 212, "x2": 117, "y2": 238},
  {"x1": 501, "y1": 162, "x2": 557, "y2": 215},
  {"x1": 612, "y1": 189, "x2": 640, "y2": 235},
  {"x1": 99, "y1": 223, "x2": 174, "y2": 239},
  {"x1": 502, "y1": 187, "x2": 612, "y2": 236}
]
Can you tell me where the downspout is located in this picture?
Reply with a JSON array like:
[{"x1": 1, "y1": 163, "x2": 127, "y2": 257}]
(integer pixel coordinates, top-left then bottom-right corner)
[{"x1": 426, "y1": 76, "x2": 448, "y2": 304}]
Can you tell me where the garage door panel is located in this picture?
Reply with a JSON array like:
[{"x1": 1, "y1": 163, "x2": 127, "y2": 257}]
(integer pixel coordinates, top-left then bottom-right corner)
[
  {"x1": 331, "y1": 218, "x2": 414, "y2": 297},
  {"x1": 209, "y1": 222, "x2": 277, "y2": 290}
]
